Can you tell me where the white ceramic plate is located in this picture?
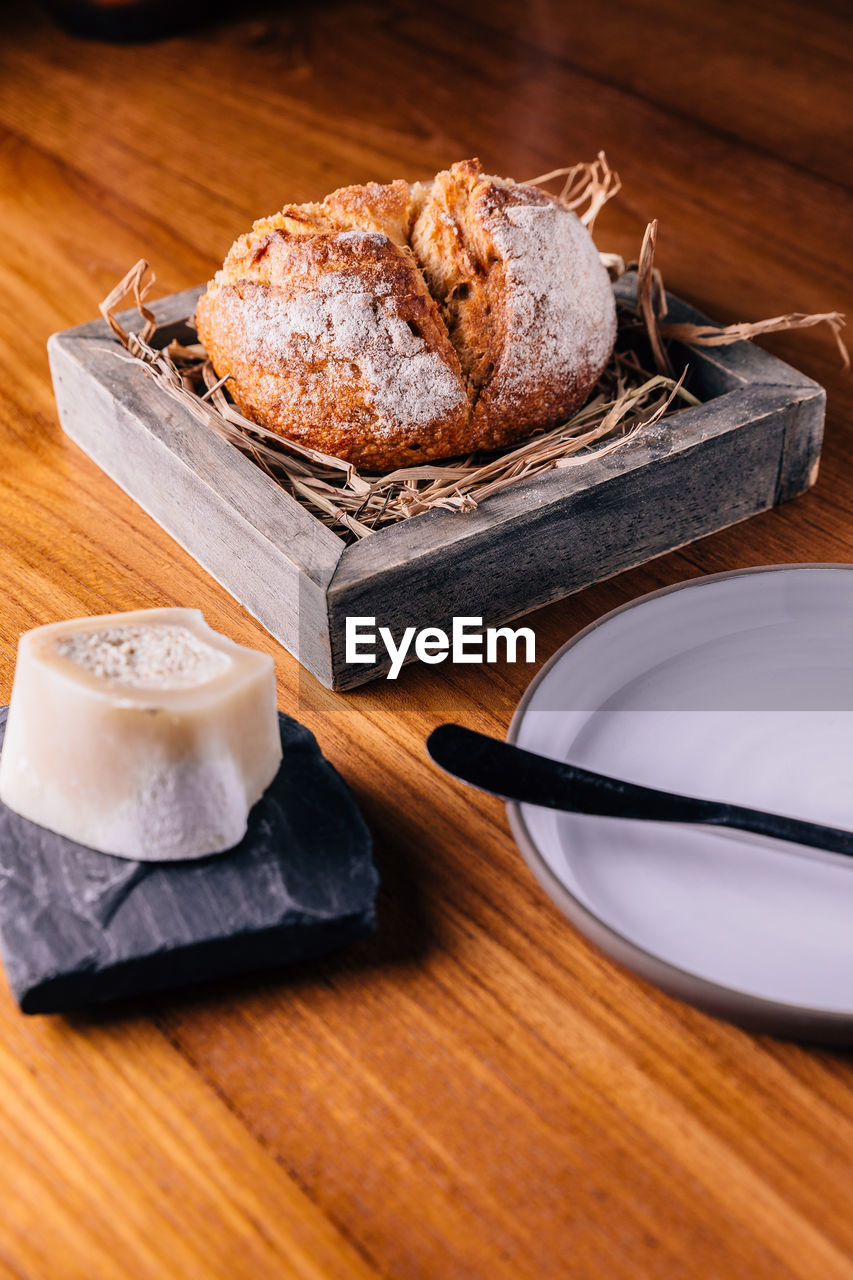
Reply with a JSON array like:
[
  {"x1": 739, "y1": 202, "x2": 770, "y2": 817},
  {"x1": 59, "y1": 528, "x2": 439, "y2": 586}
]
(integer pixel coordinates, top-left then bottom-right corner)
[{"x1": 507, "y1": 565, "x2": 853, "y2": 1040}]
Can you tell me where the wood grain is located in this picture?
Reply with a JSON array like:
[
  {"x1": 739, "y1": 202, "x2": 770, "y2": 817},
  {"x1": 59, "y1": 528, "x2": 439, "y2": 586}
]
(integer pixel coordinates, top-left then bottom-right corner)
[{"x1": 0, "y1": 1, "x2": 852, "y2": 1276}]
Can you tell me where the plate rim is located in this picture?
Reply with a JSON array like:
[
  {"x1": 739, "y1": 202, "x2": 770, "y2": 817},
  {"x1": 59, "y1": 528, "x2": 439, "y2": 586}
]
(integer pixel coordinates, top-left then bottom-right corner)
[{"x1": 506, "y1": 563, "x2": 853, "y2": 1041}]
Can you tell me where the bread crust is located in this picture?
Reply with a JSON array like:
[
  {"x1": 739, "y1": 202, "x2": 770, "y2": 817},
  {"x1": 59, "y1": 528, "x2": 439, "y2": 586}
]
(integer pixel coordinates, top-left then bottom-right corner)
[{"x1": 196, "y1": 160, "x2": 616, "y2": 472}]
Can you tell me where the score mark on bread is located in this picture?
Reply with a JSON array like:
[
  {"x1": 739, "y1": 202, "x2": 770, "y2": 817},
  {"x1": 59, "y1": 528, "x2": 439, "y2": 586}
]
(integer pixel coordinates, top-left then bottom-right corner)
[{"x1": 196, "y1": 159, "x2": 617, "y2": 472}]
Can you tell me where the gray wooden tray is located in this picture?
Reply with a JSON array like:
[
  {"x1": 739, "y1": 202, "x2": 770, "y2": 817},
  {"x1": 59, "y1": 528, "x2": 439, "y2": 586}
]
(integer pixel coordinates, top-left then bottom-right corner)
[{"x1": 48, "y1": 275, "x2": 825, "y2": 689}]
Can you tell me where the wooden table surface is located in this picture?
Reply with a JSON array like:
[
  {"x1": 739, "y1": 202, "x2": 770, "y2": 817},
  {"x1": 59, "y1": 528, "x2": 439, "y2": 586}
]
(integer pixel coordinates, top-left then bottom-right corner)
[{"x1": 1, "y1": 2, "x2": 852, "y2": 1276}]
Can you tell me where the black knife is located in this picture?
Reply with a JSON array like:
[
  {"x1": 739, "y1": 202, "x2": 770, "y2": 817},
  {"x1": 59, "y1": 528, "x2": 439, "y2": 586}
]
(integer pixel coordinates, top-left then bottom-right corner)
[{"x1": 426, "y1": 723, "x2": 853, "y2": 860}]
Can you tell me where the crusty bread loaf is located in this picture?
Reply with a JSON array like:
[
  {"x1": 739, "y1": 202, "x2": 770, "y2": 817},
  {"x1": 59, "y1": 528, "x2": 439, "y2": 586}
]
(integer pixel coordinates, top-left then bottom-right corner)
[{"x1": 196, "y1": 160, "x2": 617, "y2": 472}]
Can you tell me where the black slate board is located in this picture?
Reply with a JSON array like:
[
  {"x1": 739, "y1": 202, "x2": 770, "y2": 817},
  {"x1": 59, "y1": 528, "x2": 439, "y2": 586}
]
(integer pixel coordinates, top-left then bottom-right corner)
[{"x1": 0, "y1": 708, "x2": 378, "y2": 1014}]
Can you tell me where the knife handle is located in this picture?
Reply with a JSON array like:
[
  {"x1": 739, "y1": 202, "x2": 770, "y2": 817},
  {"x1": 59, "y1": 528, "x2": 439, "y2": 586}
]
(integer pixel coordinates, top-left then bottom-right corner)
[{"x1": 427, "y1": 724, "x2": 853, "y2": 860}]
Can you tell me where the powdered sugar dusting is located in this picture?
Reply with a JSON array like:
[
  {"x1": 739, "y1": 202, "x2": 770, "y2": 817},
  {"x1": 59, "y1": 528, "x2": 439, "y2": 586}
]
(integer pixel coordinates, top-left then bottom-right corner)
[
  {"x1": 238, "y1": 246, "x2": 467, "y2": 436},
  {"x1": 487, "y1": 201, "x2": 616, "y2": 405}
]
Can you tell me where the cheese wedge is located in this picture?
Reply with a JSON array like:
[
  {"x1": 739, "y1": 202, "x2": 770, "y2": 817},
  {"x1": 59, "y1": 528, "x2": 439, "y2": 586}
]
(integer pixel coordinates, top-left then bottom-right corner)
[{"x1": 0, "y1": 608, "x2": 282, "y2": 861}]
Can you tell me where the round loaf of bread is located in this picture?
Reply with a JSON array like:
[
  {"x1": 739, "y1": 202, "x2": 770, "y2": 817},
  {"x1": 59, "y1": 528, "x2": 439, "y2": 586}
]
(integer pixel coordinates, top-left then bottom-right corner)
[{"x1": 195, "y1": 160, "x2": 617, "y2": 472}]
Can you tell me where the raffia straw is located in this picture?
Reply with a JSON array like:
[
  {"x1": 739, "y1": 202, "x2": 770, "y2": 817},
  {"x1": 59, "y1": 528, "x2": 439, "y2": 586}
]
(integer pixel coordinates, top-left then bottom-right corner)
[
  {"x1": 99, "y1": 157, "x2": 847, "y2": 542},
  {"x1": 525, "y1": 151, "x2": 622, "y2": 232},
  {"x1": 634, "y1": 218, "x2": 849, "y2": 373},
  {"x1": 662, "y1": 313, "x2": 850, "y2": 371},
  {"x1": 636, "y1": 219, "x2": 673, "y2": 377},
  {"x1": 100, "y1": 258, "x2": 157, "y2": 347}
]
